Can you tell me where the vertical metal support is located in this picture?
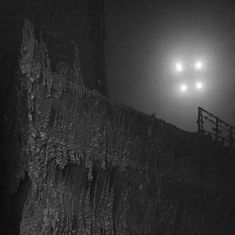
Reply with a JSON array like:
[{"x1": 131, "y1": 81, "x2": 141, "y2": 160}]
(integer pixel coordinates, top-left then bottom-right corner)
[
  {"x1": 229, "y1": 126, "x2": 234, "y2": 147},
  {"x1": 215, "y1": 117, "x2": 219, "y2": 142},
  {"x1": 197, "y1": 107, "x2": 203, "y2": 133}
]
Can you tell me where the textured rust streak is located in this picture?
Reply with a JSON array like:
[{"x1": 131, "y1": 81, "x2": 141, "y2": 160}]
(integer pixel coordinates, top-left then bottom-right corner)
[{"x1": 18, "y1": 19, "x2": 235, "y2": 235}]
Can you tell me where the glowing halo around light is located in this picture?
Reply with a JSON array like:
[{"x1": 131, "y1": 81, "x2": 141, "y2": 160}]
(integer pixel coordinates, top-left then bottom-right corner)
[
  {"x1": 195, "y1": 82, "x2": 203, "y2": 89},
  {"x1": 180, "y1": 84, "x2": 188, "y2": 92},
  {"x1": 194, "y1": 61, "x2": 203, "y2": 70},
  {"x1": 175, "y1": 62, "x2": 183, "y2": 72}
]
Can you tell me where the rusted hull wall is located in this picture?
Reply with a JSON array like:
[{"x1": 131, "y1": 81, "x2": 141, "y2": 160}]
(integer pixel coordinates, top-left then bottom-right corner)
[
  {"x1": 0, "y1": 1, "x2": 107, "y2": 233},
  {"x1": 18, "y1": 20, "x2": 235, "y2": 235}
]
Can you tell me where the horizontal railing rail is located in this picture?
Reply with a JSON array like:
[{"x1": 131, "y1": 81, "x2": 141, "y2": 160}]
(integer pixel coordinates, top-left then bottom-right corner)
[{"x1": 197, "y1": 107, "x2": 235, "y2": 147}]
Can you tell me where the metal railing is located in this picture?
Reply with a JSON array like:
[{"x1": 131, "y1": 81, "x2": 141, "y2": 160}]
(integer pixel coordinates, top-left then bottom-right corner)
[{"x1": 197, "y1": 107, "x2": 235, "y2": 147}]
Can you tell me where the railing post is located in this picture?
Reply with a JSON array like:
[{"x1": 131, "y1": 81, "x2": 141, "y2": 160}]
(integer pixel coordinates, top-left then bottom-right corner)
[
  {"x1": 229, "y1": 126, "x2": 234, "y2": 147},
  {"x1": 215, "y1": 117, "x2": 219, "y2": 142},
  {"x1": 197, "y1": 107, "x2": 203, "y2": 133}
]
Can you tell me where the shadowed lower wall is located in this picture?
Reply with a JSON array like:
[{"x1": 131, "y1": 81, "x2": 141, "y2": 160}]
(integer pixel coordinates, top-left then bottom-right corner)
[{"x1": 16, "y1": 20, "x2": 235, "y2": 234}]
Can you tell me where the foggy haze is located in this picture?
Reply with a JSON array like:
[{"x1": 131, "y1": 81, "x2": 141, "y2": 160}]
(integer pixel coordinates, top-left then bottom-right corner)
[{"x1": 105, "y1": 0, "x2": 235, "y2": 131}]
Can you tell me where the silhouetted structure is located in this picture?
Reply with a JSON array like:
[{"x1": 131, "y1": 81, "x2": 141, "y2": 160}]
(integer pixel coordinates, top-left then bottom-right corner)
[
  {"x1": 197, "y1": 107, "x2": 235, "y2": 147},
  {"x1": 0, "y1": 2, "x2": 235, "y2": 234}
]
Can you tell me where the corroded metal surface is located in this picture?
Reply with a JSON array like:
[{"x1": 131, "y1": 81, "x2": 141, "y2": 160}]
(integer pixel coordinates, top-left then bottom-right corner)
[{"x1": 19, "y1": 20, "x2": 235, "y2": 235}]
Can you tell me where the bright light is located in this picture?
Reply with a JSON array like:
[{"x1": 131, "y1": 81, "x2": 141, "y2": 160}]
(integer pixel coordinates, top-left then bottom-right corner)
[
  {"x1": 196, "y1": 82, "x2": 203, "y2": 89},
  {"x1": 194, "y1": 61, "x2": 203, "y2": 70},
  {"x1": 175, "y1": 62, "x2": 183, "y2": 72},
  {"x1": 180, "y1": 84, "x2": 188, "y2": 92}
]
